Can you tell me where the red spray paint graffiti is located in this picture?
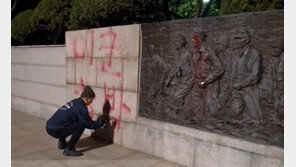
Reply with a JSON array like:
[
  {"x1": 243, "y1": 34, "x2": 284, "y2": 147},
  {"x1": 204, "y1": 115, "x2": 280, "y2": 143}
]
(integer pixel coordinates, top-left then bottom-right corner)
[
  {"x1": 71, "y1": 28, "x2": 131, "y2": 133},
  {"x1": 72, "y1": 38, "x2": 86, "y2": 58},
  {"x1": 98, "y1": 29, "x2": 131, "y2": 133}
]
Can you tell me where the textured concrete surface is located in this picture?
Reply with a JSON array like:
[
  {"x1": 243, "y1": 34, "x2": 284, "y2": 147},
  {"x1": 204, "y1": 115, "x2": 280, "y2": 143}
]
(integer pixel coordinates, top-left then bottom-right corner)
[
  {"x1": 11, "y1": 46, "x2": 65, "y2": 66},
  {"x1": 12, "y1": 110, "x2": 185, "y2": 167},
  {"x1": 137, "y1": 117, "x2": 284, "y2": 161},
  {"x1": 96, "y1": 57, "x2": 123, "y2": 89},
  {"x1": 123, "y1": 59, "x2": 139, "y2": 92}
]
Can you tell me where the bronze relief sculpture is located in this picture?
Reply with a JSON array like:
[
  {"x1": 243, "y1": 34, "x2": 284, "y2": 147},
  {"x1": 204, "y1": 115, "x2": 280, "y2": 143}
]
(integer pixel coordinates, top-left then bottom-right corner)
[{"x1": 139, "y1": 11, "x2": 284, "y2": 147}]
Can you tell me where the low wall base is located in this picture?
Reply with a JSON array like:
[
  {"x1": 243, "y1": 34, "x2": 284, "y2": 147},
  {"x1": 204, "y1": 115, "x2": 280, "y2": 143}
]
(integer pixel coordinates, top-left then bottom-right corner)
[{"x1": 116, "y1": 117, "x2": 284, "y2": 167}]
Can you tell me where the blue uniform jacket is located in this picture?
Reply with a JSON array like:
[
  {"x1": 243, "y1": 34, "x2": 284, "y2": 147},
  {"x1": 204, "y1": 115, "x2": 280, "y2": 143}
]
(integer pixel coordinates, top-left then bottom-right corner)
[{"x1": 46, "y1": 98, "x2": 104, "y2": 129}]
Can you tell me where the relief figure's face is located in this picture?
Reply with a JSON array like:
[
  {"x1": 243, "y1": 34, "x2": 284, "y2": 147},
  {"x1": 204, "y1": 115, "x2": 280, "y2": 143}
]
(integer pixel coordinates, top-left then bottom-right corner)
[{"x1": 233, "y1": 37, "x2": 248, "y2": 49}]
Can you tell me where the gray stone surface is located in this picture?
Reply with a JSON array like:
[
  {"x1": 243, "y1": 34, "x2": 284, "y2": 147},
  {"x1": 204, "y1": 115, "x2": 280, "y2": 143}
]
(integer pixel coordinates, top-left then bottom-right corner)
[
  {"x1": 12, "y1": 80, "x2": 49, "y2": 103},
  {"x1": 154, "y1": 129, "x2": 194, "y2": 167},
  {"x1": 86, "y1": 27, "x2": 112, "y2": 58},
  {"x1": 112, "y1": 24, "x2": 140, "y2": 58},
  {"x1": 194, "y1": 139, "x2": 251, "y2": 167},
  {"x1": 251, "y1": 153, "x2": 284, "y2": 167},
  {"x1": 123, "y1": 59, "x2": 139, "y2": 92},
  {"x1": 48, "y1": 85, "x2": 66, "y2": 106},
  {"x1": 76, "y1": 57, "x2": 97, "y2": 86},
  {"x1": 138, "y1": 116, "x2": 284, "y2": 161},
  {"x1": 11, "y1": 46, "x2": 65, "y2": 65},
  {"x1": 122, "y1": 122, "x2": 154, "y2": 154},
  {"x1": 66, "y1": 58, "x2": 76, "y2": 84},
  {"x1": 11, "y1": 64, "x2": 25, "y2": 80},
  {"x1": 96, "y1": 57, "x2": 123, "y2": 90},
  {"x1": 23, "y1": 65, "x2": 65, "y2": 86},
  {"x1": 40, "y1": 103, "x2": 59, "y2": 120},
  {"x1": 66, "y1": 30, "x2": 88, "y2": 58},
  {"x1": 122, "y1": 91, "x2": 138, "y2": 122},
  {"x1": 25, "y1": 99, "x2": 41, "y2": 118},
  {"x1": 113, "y1": 152, "x2": 161, "y2": 167},
  {"x1": 11, "y1": 96, "x2": 25, "y2": 112}
]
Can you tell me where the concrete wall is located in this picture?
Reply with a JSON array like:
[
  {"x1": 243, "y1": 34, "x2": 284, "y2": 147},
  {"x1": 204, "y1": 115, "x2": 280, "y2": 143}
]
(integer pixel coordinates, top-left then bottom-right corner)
[
  {"x1": 11, "y1": 11, "x2": 283, "y2": 167},
  {"x1": 119, "y1": 117, "x2": 284, "y2": 167},
  {"x1": 65, "y1": 25, "x2": 141, "y2": 139},
  {"x1": 11, "y1": 45, "x2": 66, "y2": 120}
]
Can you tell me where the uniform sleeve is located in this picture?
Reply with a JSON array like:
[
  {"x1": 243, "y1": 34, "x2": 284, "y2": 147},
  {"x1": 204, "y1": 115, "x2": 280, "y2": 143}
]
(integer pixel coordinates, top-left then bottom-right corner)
[
  {"x1": 241, "y1": 50, "x2": 262, "y2": 87},
  {"x1": 204, "y1": 50, "x2": 224, "y2": 84},
  {"x1": 77, "y1": 108, "x2": 107, "y2": 129}
]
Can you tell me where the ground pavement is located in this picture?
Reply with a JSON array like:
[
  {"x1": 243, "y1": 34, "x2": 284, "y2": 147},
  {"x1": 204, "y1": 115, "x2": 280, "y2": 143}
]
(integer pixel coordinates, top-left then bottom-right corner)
[{"x1": 11, "y1": 110, "x2": 185, "y2": 167}]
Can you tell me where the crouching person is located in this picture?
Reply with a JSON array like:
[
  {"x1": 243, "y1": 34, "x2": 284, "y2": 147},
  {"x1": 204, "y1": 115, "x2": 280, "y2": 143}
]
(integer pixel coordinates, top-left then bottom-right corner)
[{"x1": 46, "y1": 85, "x2": 110, "y2": 156}]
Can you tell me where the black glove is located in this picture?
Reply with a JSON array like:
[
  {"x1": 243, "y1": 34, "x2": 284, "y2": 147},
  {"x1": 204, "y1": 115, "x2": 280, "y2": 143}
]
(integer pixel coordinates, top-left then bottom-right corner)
[{"x1": 102, "y1": 117, "x2": 110, "y2": 124}]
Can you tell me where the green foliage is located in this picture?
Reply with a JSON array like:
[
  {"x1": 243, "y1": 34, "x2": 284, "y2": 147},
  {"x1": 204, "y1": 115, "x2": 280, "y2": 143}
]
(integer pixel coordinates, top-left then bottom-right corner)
[
  {"x1": 11, "y1": 0, "x2": 283, "y2": 45},
  {"x1": 169, "y1": 0, "x2": 199, "y2": 18},
  {"x1": 169, "y1": 0, "x2": 220, "y2": 18},
  {"x1": 68, "y1": 0, "x2": 134, "y2": 30},
  {"x1": 30, "y1": 0, "x2": 72, "y2": 43},
  {"x1": 221, "y1": 0, "x2": 284, "y2": 15},
  {"x1": 11, "y1": 10, "x2": 34, "y2": 43}
]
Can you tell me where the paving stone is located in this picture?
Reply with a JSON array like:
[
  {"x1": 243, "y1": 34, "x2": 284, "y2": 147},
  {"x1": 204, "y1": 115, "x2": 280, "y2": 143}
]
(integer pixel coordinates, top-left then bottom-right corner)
[
  {"x1": 12, "y1": 141, "x2": 53, "y2": 158},
  {"x1": 11, "y1": 110, "x2": 192, "y2": 167},
  {"x1": 87, "y1": 144, "x2": 136, "y2": 160},
  {"x1": 152, "y1": 161, "x2": 186, "y2": 167},
  {"x1": 36, "y1": 160, "x2": 68, "y2": 167},
  {"x1": 89, "y1": 161, "x2": 122, "y2": 167},
  {"x1": 11, "y1": 152, "x2": 53, "y2": 167},
  {"x1": 113, "y1": 152, "x2": 161, "y2": 167}
]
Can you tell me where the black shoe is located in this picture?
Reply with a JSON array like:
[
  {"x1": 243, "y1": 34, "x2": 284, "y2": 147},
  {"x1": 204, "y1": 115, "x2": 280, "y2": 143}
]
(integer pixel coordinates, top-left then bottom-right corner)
[
  {"x1": 58, "y1": 140, "x2": 66, "y2": 150},
  {"x1": 63, "y1": 148, "x2": 83, "y2": 157}
]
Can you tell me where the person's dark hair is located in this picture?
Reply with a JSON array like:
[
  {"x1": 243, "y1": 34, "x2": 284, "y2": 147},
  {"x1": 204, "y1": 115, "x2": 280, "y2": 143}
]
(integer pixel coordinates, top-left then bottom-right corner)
[{"x1": 81, "y1": 85, "x2": 96, "y2": 98}]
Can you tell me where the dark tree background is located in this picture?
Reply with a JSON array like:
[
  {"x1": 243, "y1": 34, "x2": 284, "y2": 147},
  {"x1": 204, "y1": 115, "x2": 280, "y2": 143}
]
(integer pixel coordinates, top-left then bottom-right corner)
[{"x1": 11, "y1": 0, "x2": 283, "y2": 46}]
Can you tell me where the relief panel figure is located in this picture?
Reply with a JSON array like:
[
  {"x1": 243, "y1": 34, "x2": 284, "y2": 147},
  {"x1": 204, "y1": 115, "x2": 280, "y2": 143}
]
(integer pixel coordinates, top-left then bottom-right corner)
[
  {"x1": 230, "y1": 28, "x2": 263, "y2": 124},
  {"x1": 192, "y1": 28, "x2": 224, "y2": 119},
  {"x1": 215, "y1": 35, "x2": 233, "y2": 111},
  {"x1": 165, "y1": 33, "x2": 194, "y2": 106},
  {"x1": 270, "y1": 37, "x2": 284, "y2": 121}
]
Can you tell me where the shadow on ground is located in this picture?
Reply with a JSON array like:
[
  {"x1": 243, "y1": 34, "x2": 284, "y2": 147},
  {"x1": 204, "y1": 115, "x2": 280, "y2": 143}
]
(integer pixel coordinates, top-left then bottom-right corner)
[{"x1": 76, "y1": 136, "x2": 112, "y2": 152}]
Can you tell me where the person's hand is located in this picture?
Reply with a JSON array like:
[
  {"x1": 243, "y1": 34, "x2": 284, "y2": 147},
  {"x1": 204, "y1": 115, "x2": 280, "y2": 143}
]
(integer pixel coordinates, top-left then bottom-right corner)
[
  {"x1": 198, "y1": 81, "x2": 206, "y2": 88},
  {"x1": 102, "y1": 117, "x2": 110, "y2": 124},
  {"x1": 233, "y1": 83, "x2": 243, "y2": 90}
]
